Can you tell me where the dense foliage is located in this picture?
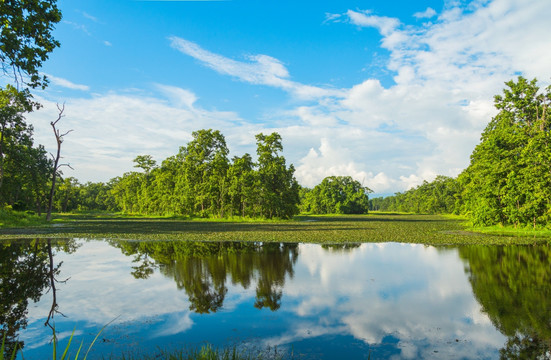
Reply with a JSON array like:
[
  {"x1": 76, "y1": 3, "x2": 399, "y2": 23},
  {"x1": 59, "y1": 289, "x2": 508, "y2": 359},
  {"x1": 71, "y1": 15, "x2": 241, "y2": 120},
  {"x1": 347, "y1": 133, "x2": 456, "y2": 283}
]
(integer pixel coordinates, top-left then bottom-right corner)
[
  {"x1": 459, "y1": 77, "x2": 551, "y2": 227},
  {"x1": 0, "y1": 0, "x2": 62, "y2": 216},
  {"x1": 109, "y1": 130, "x2": 300, "y2": 219},
  {"x1": 301, "y1": 176, "x2": 371, "y2": 214},
  {"x1": 373, "y1": 77, "x2": 551, "y2": 228},
  {"x1": 370, "y1": 176, "x2": 459, "y2": 214},
  {"x1": 0, "y1": 86, "x2": 52, "y2": 214},
  {"x1": 0, "y1": 0, "x2": 62, "y2": 88}
]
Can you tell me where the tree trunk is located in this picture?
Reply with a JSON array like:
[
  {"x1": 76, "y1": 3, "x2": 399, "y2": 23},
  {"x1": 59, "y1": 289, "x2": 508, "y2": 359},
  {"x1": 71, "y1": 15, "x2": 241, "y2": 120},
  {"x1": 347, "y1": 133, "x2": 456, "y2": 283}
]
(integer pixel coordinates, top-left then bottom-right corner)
[{"x1": 46, "y1": 104, "x2": 71, "y2": 222}]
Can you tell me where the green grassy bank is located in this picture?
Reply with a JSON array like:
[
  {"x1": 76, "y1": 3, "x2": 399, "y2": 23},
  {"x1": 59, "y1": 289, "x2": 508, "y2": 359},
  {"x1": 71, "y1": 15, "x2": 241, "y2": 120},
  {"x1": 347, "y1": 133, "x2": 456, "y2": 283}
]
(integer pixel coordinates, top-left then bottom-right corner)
[{"x1": 1, "y1": 211, "x2": 550, "y2": 245}]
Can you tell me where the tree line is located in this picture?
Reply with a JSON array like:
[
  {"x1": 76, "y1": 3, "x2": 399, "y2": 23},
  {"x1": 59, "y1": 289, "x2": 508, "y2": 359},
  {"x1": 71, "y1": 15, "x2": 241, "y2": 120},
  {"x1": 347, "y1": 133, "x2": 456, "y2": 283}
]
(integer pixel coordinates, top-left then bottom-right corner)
[
  {"x1": 26, "y1": 131, "x2": 372, "y2": 218},
  {"x1": 371, "y1": 77, "x2": 551, "y2": 228},
  {"x1": 109, "y1": 130, "x2": 300, "y2": 219}
]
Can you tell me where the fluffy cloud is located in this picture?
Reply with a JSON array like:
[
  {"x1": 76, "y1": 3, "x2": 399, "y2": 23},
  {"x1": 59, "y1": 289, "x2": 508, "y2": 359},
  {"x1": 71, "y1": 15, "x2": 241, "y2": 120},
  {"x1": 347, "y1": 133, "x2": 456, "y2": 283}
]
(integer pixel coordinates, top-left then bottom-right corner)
[{"x1": 346, "y1": 10, "x2": 400, "y2": 36}]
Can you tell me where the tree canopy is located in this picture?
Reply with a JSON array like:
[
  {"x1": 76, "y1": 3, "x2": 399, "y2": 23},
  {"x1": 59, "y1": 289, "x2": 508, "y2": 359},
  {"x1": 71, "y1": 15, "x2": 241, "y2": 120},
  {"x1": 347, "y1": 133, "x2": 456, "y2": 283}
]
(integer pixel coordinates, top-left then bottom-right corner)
[
  {"x1": 459, "y1": 77, "x2": 551, "y2": 227},
  {"x1": 301, "y1": 176, "x2": 372, "y2": 214},
  {"x1": 107, "y1": 129, "x2": 300, "y2": 219},
  {"x1": 0, "y1": 0, "x2": 62, "y2": 89}
]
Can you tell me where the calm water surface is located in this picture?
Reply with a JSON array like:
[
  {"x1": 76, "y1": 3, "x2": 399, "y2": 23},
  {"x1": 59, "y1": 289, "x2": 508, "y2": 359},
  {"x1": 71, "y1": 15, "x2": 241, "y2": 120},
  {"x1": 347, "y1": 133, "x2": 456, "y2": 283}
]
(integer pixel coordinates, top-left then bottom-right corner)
[{"x1": 1, "y1": 239, "x2": 550, "y2": 359}]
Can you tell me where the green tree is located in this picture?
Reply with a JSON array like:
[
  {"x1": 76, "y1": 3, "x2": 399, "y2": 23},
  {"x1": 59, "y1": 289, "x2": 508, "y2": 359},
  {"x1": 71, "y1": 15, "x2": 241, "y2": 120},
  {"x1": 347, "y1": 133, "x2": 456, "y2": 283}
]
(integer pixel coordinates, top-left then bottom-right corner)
[
  {"x1": 133, "y1": 155, "x2": 157, "y2": 175},
  {"x1": 77, "y1": 181, "x2": 112, "y2": 211},
  {"x1": 367, "y1": 176, "x2": 460, "y2": 214},
  {"x1": 0, "y1": 85, "x2": 35, "y2": 193},
  {"x1": 255, "y1": 132, "x2": 299, "y2": 219},
  {"x1": 303, "y1": 176, "x2": 371, "y2": 214},
  {"x1": 0, "y1": 86, "x2": 51, "y2": 212},
  {"x1": 459, "y1": 77, "x2": 551, "y2": 227},
  {"x1": 0, "y1": 0, "x2": 62, "y2": 89},
  {"x1": 53, "y1": 176, "x2": 80, "y2": 212},
  {"x1": 180, "y1": 129, "x2": 229, "y2": 217},
  {"x1": 110, "y1": 172, "x2": 142, "y2": 213},
  {"x1": 227, "y1": 154, "x2": 257, "y2": 217}
]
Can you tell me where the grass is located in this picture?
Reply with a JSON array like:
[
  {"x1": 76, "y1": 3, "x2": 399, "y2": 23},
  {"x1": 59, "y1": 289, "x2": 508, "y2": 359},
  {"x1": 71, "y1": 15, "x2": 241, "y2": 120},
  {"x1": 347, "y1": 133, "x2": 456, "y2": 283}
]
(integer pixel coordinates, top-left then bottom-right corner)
[
  {"x1": 0, "y1": 207, "x2": 51, "y2": 228},
  {"x1": 1, "y1": 323, "x2": 108, "y2": 360},
  {"x1": 1, "y1": 211, "x2": 550, "y2": 245},
  {"x1": 464, "y1": 223, "x2": 551, "y2": 238},
  {"x1": 2, "y1": 332, "x2": 286, "y2": 360}
]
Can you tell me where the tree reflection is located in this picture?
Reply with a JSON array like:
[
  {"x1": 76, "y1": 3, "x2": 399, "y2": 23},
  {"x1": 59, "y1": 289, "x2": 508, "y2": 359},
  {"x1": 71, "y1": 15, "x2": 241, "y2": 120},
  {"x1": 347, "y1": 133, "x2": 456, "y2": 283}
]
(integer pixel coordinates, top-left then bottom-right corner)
[
  {"x1": 459, "y1": 245, "x2": 551, "y2": 359},
  {"x1": 0, "y1": 239, "x2": 76, "y2": 356},
  {"x1": 321, "y1": 243, "x2": 361, "y2": 252},
  {"x1": 111, "y1": 241, "x2": 298, "y2": 314}
]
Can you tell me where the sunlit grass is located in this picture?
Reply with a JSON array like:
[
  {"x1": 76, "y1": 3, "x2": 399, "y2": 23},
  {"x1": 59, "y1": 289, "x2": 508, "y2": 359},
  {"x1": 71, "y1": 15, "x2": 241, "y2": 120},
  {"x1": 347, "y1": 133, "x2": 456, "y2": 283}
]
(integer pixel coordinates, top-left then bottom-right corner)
[
  {"x1": 0, "y1": 207, "x2": 49, "y2": 228},
  {"x1": 464, "y1": 223, "x2": 551, "y2": 238}
]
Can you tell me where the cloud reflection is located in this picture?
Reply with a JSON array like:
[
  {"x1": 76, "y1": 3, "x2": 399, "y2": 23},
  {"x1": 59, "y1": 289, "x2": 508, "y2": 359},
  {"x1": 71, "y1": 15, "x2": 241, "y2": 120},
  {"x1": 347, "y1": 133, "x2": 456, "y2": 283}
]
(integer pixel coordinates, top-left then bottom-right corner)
[{"x1": 268, "y1": 243, "x2": 505, "y2": 358}]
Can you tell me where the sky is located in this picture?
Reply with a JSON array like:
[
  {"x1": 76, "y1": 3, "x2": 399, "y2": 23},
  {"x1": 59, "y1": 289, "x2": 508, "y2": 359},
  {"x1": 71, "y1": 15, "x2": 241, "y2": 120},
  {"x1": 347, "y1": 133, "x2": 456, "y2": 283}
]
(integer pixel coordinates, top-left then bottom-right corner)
[{"x1": 20, "y1": 0, "x2": 551, "y2": 196}]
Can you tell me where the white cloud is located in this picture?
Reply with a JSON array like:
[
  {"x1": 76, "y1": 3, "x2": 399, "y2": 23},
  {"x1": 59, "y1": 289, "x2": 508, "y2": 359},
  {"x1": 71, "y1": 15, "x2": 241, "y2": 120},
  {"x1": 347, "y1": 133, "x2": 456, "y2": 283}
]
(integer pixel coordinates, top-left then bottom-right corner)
[
  {"x1": 346, "y1": 10, "x2": 400, "y2": 36},
  {"x1": 80, "y1": 11, "x2": 100, "y2": 23},
  {"x1": 295, "y1": 138, "x2": 392, "y2": 192},
  {"x1": 413, "y1": 7, "x2": 437, "y2": 19},
  {"x1": 44, "y1": 73, "x2": 90, "y2": 91},
  {"x1": 169, "y1": 36, "x2": 344, "y2": 100},
  {"x1": 323, "y1": 13, "x2": 342, "y2": 23},
  {"x1": 64, "y1": 20, "x2": 91, "y2": 36}
]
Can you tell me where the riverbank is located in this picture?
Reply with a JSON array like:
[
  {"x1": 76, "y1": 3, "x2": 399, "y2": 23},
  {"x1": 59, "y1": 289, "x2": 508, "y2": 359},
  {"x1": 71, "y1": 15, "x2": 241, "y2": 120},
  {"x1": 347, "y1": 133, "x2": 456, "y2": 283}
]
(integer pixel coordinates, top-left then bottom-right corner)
[{"x1": 1, "y1": 211, "x2": 549, "y2": 245}]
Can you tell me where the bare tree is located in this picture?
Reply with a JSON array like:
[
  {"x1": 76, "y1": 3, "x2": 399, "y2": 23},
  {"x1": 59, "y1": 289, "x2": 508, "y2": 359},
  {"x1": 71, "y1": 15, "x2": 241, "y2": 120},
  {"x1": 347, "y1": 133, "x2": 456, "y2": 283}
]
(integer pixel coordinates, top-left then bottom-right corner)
[{"x1": 46, "y1": 104, "x2": 72, "y2": 222}]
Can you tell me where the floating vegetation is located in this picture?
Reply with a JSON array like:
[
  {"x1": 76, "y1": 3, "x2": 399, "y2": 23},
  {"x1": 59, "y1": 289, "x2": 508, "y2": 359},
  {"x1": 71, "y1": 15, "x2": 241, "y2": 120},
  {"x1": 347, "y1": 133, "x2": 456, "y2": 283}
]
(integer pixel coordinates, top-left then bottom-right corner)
[{"x1": 1, "y1": 213, "x2": 549, "y2": 245}]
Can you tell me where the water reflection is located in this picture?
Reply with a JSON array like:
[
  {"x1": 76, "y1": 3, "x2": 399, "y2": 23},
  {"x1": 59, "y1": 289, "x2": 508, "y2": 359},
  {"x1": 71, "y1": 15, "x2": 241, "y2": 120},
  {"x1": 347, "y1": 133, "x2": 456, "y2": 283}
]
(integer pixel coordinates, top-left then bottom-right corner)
[
  {"x1": 459, "y1": 245, "x2": 551, "y2": 358},
  {"x1": 110, "y1": 241, "x2": 298, "y2": 313},
  {"x1": 0, "y1": 239, "x2": 78, "y2": 357},
  {"x1": 1, "y1": 240, "x2": 550, "y2": 359}
]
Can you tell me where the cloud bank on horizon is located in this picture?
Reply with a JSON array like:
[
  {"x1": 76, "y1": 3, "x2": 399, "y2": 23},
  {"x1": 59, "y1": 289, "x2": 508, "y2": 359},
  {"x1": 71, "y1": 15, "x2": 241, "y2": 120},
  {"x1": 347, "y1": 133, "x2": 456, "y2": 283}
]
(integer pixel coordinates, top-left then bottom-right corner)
[{"x1": 28, "y1": 0, "x2": 551, "y2": 195}]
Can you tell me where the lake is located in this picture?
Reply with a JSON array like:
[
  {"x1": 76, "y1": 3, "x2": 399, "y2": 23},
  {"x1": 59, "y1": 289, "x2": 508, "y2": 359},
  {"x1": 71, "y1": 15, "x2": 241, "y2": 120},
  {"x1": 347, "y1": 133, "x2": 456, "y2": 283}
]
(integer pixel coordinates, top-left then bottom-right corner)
[{"x1": 2, "y1": 239, "x2": 550, "y2": 359}]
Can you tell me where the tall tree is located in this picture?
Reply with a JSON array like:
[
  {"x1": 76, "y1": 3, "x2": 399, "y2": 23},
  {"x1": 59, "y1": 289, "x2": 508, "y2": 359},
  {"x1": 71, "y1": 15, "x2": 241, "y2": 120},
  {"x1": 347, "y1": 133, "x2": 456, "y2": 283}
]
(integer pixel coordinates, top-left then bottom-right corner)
[
  {"x1": 255, "y1": 132, "x2": 299, "y2": 219},
  {"x1": 180, "y1": 129, "x2": 229, "y2": 217},
  {"x1": 303, "y1": 176, "x2": 372, "y2": 214},
  {"x1": 227, "y1": 154, "x2": 257, "y2": 217},
  {"x1": 133, "y1": 155, "x2": 157, "y2": 175}
]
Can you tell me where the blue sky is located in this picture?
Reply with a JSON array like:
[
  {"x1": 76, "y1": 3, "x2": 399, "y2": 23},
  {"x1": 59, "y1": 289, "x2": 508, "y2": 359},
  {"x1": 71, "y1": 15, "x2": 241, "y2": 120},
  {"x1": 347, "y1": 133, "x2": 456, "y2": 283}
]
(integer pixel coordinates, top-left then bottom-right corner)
[{"x1": 24, "y1": 0, "x2": 551, "y2": 195}]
